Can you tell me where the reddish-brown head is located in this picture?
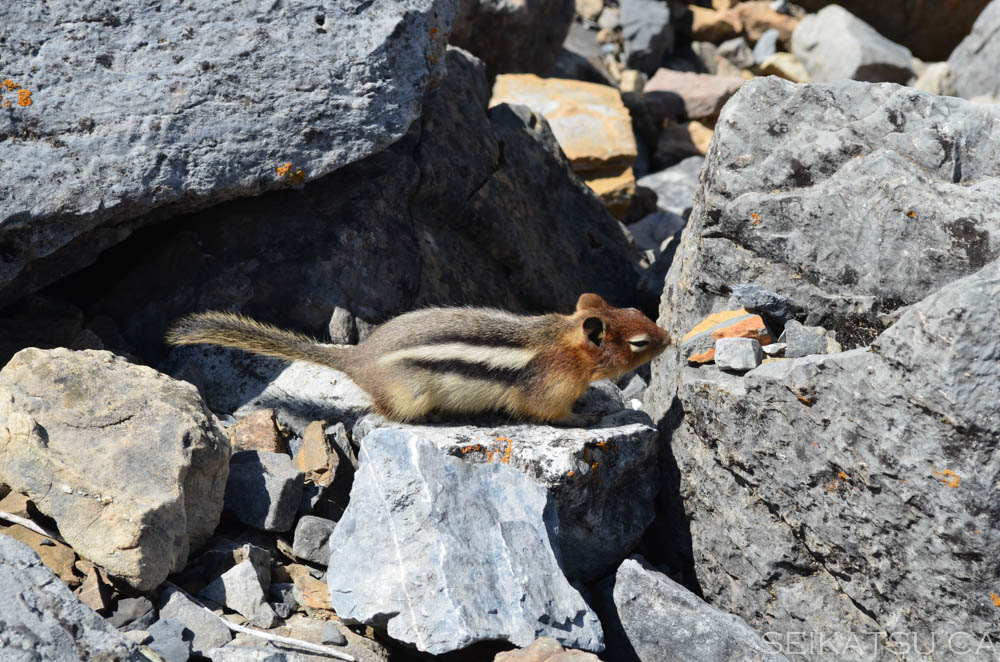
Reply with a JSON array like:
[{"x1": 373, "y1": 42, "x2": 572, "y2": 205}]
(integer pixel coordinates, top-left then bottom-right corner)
[{"x1": 571, "y1": 293, "x2": 671, "y2": 380}]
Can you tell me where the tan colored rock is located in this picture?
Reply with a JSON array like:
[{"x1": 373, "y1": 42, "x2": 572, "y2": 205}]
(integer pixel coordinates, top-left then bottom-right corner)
[
  {"x1": 724, "y1": 1, "x2": 799, "y2": 45},
  {"x1": 575, "y1": 0, "x2": 603, "y2": 22},
  {"x1": 758, "y1": 52, "x2": 811, "y2": 83},
  {"x1": 689, "y1": 5, "x2": 740, "y2": 43},
  {"x1": 711, "y1": 0, "x2": 738, "y2": 9},
  {"x1": 583, "y1": 166, "x2": 636, "y2": 220},
  {"x1": 0, "y1": 348, "x2": 231, "y2": 591},
  {"x1": 494, "y1": 637, "x2": 602, "y2": 661},
  {"x1": 490, "y1": 74, "x2": 637, "y2": 213},
  {"x1": 77, "y1": 569, "x2": 111, "y2": 612},
  {"x1": 0, "y1": 490, "x2": 31, "y2": 517},
  {"x1": 286, "y1": 563, "x2": 334, "y2": 614},
  {"x1": 645, "y1": 68, "x2": 744, "y2": 121},
  {"x1": 229, "y1": 409, "x2": 286, "y2": 454},
  {"x1": 655, "y1": 120, "x2": 714, "y2": 168},
  {"x1": 294, "y1": 421, "x2": 339, "y2": 487},
  {"x1": 1, "y1": 523, "x2": 79, "y2": 586},
  {"x1": 491, "y1": 74, "x2": 637, "y2": 170},
  {"x1": 681, "y1": 309, "x2": 772, "y2": 364}
]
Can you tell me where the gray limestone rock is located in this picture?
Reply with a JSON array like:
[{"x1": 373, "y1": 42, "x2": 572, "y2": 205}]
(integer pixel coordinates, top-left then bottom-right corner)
[
  {"x1": 752, "y1": 29, "x2": 780, "y2": 64},
  {"x1": 948, "y1": 0, "x2": 1000, "y2": 101},
  {"x1": 0, "y1": 348, "x2": 230, "y2": 591},
  {"x1": 352, "y1": 387, "x2": 659, "y2": 582},
  {"x1": 321, "y1": 622, "x2": 348, "y2": 646},
  {"x1": 224, "y1": 452, "x2": 303, "y2": 533},
  {"x1": 205, "y1": 649, "x2": 294, "y2": 662},
  {"x1": 648, "y1": 76, "x2": 1000, "y2": 421},
  {"x1": 628, "y1": 211, "x2": 687, "y2": 256},
  {"x1": 777, "y1": 320, "x2": 829, "y2": 358},
  {"x1": 450, "y1": 0, "x2": 574, "y2": 78},
  {"x1": 109, "y1": 596, "x2": 156, "y2": 631},
  {"x1": 200, "y1": 559, "x2": 280, "y2": 629},
  {"x1": 159, "y1": 586, "x2": 232, "y2": 655},
  {"x1": 714, "y1": 338, "x2": 763, "y2": 372},
  {"x1": 292, "y1": 515, "x2": 337, "y2": 566},
  {"x1": 0, "y1": 533, "x2": 139, "y2": 661},
  {"x1": 0, "y1": 0, "x2": 457, "y2": 308},
  {"x1": 595, "y1": 556, "x2": 790, "y2": 662},
  {"x1": 327, "y1": 429, "x2": 605, "y2": 654},
  {"x1": 146, "y1": 618, "x2": 194, "y2": 662},
  {"x1": 268, "y1": 583, "x2": 297, "y2": 620},
  {"x1": 792, "y1": 5, "x2": 914, "y2": 83},
  {"x1": 636, "y1": 156, "x2": 704, "y2": 217},
  {"x1": 658, "y1": 259, "x2": 1000, "y2": 660},
  {"x1": 717, "y1": 37, "x2": 754, "y2": 70},
  {"x1": 729, "y1": 283, "x2": 802, "y2": 326},
  {"x1": 621, "y1": 0, "x2": 674, "y2": 74}
]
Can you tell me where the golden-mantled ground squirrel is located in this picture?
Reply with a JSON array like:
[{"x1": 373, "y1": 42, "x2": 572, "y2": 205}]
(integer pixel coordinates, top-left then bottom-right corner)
[{"x1": 166, "y1": 293, "x2": 670, "y2": 423}]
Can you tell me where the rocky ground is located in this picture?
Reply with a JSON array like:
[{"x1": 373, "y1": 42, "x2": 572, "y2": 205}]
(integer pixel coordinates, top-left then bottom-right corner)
[{"x1": 1, "y1": 1, "x2": 998, "y2": 661}]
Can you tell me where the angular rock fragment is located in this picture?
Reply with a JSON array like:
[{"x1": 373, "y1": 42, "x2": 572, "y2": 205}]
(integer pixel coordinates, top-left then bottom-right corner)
[
  {"x1": 729, "y1": 283, "x2": 802, "y2": 326},
  {"x1": 229, "y1": 409, "x2": 287, "y2": 454},
  {"x1": 947, "y1": 0, "x2": 1000, "y2": 101},
  {"x1": 224, "y1": 451, "x2": 303, "y2": 533},
  {"x1": 0, "y1": 534, "x2": 138, "y2": 660},
  {"x1": 636, "y1": 155, "x2": 704, "y2": 217},
  {"x1": 621, "y1": 0, "x2": 674, "y2": 74},
  {"x1": 792, "y1": 5, "x2": 913, "y2": 83},
  {"x1": 681, "y1": 309, "x2": 772, "y2": 364},
  {"x1": 594, "y1": 556, "x2": 790, "y2": 662},
  {"x1": 714, "y1": 338, "x2": 764, "y2": 372},
  {"x1": 757, "y1": 52, "x2": 811, "y2": 82},
  {"x1": 109, "y1": 596, "x2": 157, "y2": 631},
  {"x1": 200, "y1": 559, "x2": 280, "y2": 629},
  {"x1": 0, "y1": 348, "x2": 230, "y2": 590},
  {"x1": 327, "y1": 429, "x2": 604, "y2": 654},
  {"x1": 160, "y1": 586, "x2": 233, "y2": 655},
  {"x1": 146, "y1": 618, "x2": 195, "y2": 662},
  {"x1": 292, "y1": 515, "x2": 337, "y2": 566},
  {"x1": 353, "y1": 384, "x2": 658, "y2": 582},
  {"x1": 778, "y1": 320, "x2": 831, "y2": 358},
  {"x1": 645, "y1": 69, "x2": 745, "y2": 121}
]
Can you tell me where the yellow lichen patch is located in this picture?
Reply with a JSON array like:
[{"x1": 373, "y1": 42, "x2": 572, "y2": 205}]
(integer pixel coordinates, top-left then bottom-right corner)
[
  {"x1": 276, "y1": 162, "x2": 306, "y2": 183},
  {"x1": 1, "y1": 78, "x2": 32, "y2": 109},
  {"x1": 931, "y1": 467, "x2": 960, "y2": 488},
  {"x1": 17, "y1": 89, "x2": 31, "y2": 106}
]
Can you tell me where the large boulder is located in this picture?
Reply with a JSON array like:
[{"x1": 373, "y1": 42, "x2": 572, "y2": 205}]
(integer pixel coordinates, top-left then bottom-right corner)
[
  {"x1": 594, "y1": 556, "x2": 790, "y2": 662},
  {"x1": 948, "y1": 0, "x2": 1000, "y2": 101},
  {"x1": 795, "y1": 0, "x2": 992, "y2": 61},
  {"x1": 353, "y1": 382, "x2": 660, "y2": 582},
  {"x1": 0, "y1": 534, "x2": 139, "y2": 661},
  {"x1": 791, "y1": 5, "x2": 914, "y2": 84},
  {"x1": 0, "y1": 0, "x2": 457, "y2": 308},
  {"x1": 646, "y1": 76, "x2": 1000, "y2": 660},
  {"x1": 449, "y1": 0, "x2": 574, "y2": 79},
  {"x1": 327, "y1": 429, "x2": 605, "y2": 654},
  {"x1": 648, "y1": 76, "x2": 1000, "y2": 419},
  {"x1": 66, "y1": 47, "x2": 636, "y2": 360},
  {"x1": 663, "y1": 260, "x2": 1000, "y2": 660},
  {"x1": 0, "y1": 348, "x2": 230, "y2": 590}
]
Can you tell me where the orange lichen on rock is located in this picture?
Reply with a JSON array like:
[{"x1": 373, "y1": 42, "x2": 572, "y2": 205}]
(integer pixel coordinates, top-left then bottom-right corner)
[
  {"x1": 991, "y1": 592, "x2": 1000, "y2": 607},
  {"x1": 838, "y1": 471, "x2": 849, "y2": 480},
  {"x1": 683, "y1": 309, "x2": 772, "y2": 364},
  {"x1": 276, "y1": 162, "x2": 306, "y2": 183},
  {"x1": 17, "y1": 89, "x2": 31, "y2": 106},
  {"x1": 1, "y1": 78, "x2": 32, "y2": 109},
  {"x1": 932, "y1": 467, "x2": 960, "y2": 488}
]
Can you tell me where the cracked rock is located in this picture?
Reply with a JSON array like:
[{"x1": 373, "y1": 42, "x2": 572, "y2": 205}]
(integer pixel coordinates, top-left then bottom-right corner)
[
  {"x1": 327, "y1": 428, "x2": 605, "y2": 654},
  {"x1": 0, "y1": 348, "x2": 230, "y2": 590}
]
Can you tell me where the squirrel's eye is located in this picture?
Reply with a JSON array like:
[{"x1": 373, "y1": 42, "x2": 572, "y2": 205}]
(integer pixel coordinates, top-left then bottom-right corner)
[{"x1": 628, "y1": 338, "x2": 650, "y2": 350}]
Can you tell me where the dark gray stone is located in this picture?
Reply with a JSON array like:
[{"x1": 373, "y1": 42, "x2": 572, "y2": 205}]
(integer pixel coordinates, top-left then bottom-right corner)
[
  {"x1": 292, "y1": 515, "x2": 337, "y2": 566},
  {"x1": 729, "y1": 283, "x2": 802, "y2": 326},
  {"x1": 778, "y1": 320, "x2": 829, "y2": 357},
  {"x1": 109, "y1": 596, "x2": 156, "y2": 630},
  {"x1": 948, "y1": 0, "x2": 1000, "y2": 101},
  {"x1": 146, "y1": 618, "x2": 194, "y2": 662},
  {"x1": 268, "y1": 583, "x2": 297, "y2": 620},
  {"x1": 792, "y1": 5, "x2": 914, "y2": 83},
  {"x1": 752, "y1": 28, "x2": 780, "y2": 64},
  {"x1": 200, "y1": 559, "x2": 280, "y2": 629},
  {"x1": 554, "y1": 23, "x2": 616, "y2": 85},
  {"x1": 636, "y1": 156, "x2": 703, "y2": 217},
  {"x1": 159, "y1": 586, "x2": 232, "y2": 655},
  {"x1": 0, "y1": 0, "x2": 457, "y2": 308},
  {"x1": 321, "y1": 622, "x2": 348, "y2": 646},
  {"x1": 649, "y1": 76, "x2": 1000, "y2": 421},
  {"x1": 450, "y1": 0, "x2": 574, "y2": 78},
  {"x1": 0, "y1": 533, "x2": 139, "y2": 661},
  {"x1": 224, "y1": 452, "x2": 303, "y2": 533},
  {"x1": 628, "y1": 211, "x2": 687, "y2": 256},
  {"x1": 595, "y1": 556, "x2": 790, "y2": 662},
  {"x1": 327, "y1": 429, "x2": 604, "y2": 654},
  {"x1": 714, "y1": 338, "x2": 763, "y2": 372},
  {"x1": 621, "y1": 0, "x2": 674, "y2": 74},
  {"x1": 659, "y1": 259, "x2": 1000, "y2": 660}
]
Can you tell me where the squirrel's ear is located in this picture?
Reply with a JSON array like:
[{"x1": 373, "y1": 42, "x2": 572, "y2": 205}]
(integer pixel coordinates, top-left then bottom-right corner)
[
  {"x1": 576, "y1": 293, "x2": 607, "y2": 312},
  {"x1": 582, "y1": 316, "x2": 604, "y2": 347}
]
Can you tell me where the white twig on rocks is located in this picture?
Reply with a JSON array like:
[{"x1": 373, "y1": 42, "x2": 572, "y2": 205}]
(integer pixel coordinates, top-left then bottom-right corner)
[
  {"x1": 164, "y1": 581, "x2": 356, "y2": 662},
  {"x1": 0, "y1": 510, "x2": 68, "y2": 544}
]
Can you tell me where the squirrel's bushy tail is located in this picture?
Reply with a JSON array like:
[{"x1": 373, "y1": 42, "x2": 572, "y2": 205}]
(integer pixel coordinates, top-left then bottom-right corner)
[{"x1": 166, "y1": 311, "x2": 351, "y2": 371}]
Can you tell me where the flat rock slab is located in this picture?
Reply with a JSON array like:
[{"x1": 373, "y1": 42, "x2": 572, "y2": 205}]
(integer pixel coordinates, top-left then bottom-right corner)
[
  {"x1": 0, "y1": 533, "x2": 138, "y2": 661},
  {"x1": 490, "y1": 74, "x2": 637, "y2": 171},
  {"x1": 0, "y1": 0, "x2": 456, "y2": 307},
  {"x1": 644, "y1": 69, "x2": 744, "y2": 122},
  {"x1": 0, "y1": 348, "x2": 230, "y2": 590},
  {"x1": 327, "y1": 428, "x2": 605, "y2": 655},
  {"x1": 353, "y1": 401, "x2": 659, "y2": 582}
]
